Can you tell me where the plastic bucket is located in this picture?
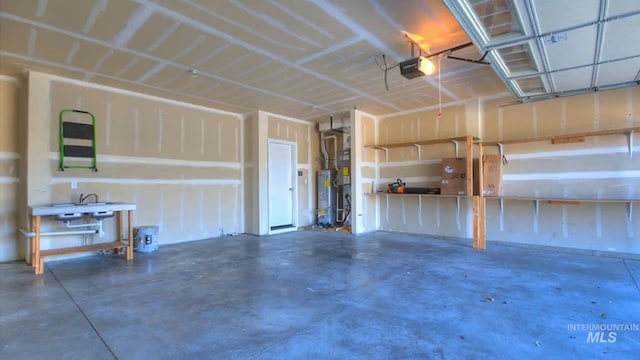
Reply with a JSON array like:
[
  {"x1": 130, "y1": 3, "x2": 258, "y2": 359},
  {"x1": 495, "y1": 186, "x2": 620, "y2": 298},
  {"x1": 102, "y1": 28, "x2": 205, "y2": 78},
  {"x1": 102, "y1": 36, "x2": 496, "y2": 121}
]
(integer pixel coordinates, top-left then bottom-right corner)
[{"x1": 134, "y1": 225, "x2": 159, "y2": 253}]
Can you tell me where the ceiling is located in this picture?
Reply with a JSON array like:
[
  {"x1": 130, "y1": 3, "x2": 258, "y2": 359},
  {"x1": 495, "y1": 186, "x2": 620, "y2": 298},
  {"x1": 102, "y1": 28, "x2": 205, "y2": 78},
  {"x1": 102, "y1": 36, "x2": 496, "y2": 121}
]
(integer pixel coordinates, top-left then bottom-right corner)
[
  {"x1": 0, "y1": 0, "x2": 505, "y2": 119},
  {"x1": 0, "y1": 1, "x2": 638, "y2": 120}
]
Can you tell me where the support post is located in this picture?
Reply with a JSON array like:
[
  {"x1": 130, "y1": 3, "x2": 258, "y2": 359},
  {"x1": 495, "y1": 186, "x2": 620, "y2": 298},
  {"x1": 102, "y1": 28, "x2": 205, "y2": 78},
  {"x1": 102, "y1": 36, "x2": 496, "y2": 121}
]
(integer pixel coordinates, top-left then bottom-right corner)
[
  {"x1": 477, "y1": 142, "x2": 484, "y2": 197},
  {"x1": 127, "y1": 210, "x2": 134, "y2": 260},
  {"x1": 465, "y1": 135, "x2": 473, "y2": 196},
  {"x1": 478, "y1": 197, "x2": 486, "y2": 249}
]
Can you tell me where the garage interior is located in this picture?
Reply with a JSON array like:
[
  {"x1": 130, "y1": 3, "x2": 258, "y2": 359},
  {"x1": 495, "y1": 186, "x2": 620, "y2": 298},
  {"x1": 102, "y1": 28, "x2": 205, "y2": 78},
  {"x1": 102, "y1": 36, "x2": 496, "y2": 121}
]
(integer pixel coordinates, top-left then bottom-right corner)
[{"x1": 1, "y1": 0, "x2": 639, "y2": 358}]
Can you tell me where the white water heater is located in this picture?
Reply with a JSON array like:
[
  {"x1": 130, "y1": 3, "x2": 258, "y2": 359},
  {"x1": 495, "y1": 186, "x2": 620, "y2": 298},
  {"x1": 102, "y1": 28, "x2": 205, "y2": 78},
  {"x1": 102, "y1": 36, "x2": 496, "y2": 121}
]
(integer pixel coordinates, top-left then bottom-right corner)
[{"x1": 317, "y1": 170, "x2": 336, "y2": 226}]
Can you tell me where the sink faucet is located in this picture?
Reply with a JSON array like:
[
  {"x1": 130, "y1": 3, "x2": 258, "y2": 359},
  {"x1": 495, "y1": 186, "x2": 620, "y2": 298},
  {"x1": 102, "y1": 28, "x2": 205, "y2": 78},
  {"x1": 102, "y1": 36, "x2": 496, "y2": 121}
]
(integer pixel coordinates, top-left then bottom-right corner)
[{"x1": 79, "y1": 193, "x2": 99, "y2": 203}]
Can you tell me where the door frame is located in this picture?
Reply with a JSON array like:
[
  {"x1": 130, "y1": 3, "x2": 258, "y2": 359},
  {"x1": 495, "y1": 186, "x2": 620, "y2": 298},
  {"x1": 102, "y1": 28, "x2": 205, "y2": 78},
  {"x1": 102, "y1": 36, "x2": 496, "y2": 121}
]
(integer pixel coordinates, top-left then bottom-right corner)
[{"x1": 267, "y1": 139, "x2": 298, "y2": 235}]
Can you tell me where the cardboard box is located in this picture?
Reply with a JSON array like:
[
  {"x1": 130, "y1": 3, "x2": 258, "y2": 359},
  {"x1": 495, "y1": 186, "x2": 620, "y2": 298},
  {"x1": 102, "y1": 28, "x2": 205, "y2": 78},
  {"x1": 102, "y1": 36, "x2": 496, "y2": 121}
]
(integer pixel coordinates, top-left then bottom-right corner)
[
  {"x1": 441, "y1": 158, "x2": 467, "y2": 179},
  {"x1": 441, "y1": 178, "x2": 467, "y2": 195},
  {"x1": 441, "y1": 158, "x2": 468, "y2": 195},
  {"x1": 482, "y1": 155, "x2": 503, "y2": 197}
]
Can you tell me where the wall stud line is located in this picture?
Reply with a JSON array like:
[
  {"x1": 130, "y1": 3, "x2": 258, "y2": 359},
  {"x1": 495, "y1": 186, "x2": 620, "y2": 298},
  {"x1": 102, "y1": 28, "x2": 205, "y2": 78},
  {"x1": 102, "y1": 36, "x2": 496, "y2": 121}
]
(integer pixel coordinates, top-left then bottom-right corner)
[
  {"x1": 105, "y1": 102, "x2": 111, "y2": 146},
  {"x1": 200, "y1": 118, "x2": 205, "y2": 155},
  {"x1": 385, "y1": 194, "x2": 389, "y2": 223},
  {"x1": 134, "y1": 107, "x2": 139, "y2": 154},
  {"x1": 179, "y1": 187, "x2": 185, "y2": 228},
  {"x1": 217, "y1": 122, "x2": 222, "y2": 155},
  {"x1": 456, "y1": 198, "x2": 462, "y2": 230},
  {"x1": 180, "y1": 115, "x2": 185, "y2": 154},
  {"x1": 418, "y1": 196, "x2": 423, "y2": 226},
  {"x1": 628, "y1": 130, "x2": 634, "y2": 158},
  {"x1": 199, "y1": 188, "x2": 204, "y2": 231},
  {"x1": 436, "y1": 197, "x2": 441, "y2": 227},
  {"x1": 562, "y1": 205, "x2": 569, "y2": 238},
  {"x1": 596, "y1": 204, "x2": 603, "y2": 238},
  {"x1": 235, "y1": 128, "x2": 240, "y2": 162},
  {"x1": 499, "y1": 203, "x2": 505, "y2": 232},
  {"x1": 158, "y1": 109, "x2": 164, "y2": 153},
  {"x1": 217, "y1": 189, "x2": 222, "y2": 235}
]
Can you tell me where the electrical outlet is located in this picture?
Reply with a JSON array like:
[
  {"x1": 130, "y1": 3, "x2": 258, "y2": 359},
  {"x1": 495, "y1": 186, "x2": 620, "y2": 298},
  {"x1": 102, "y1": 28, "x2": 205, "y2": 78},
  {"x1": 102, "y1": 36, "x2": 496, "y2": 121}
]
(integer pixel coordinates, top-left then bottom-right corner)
[{"x1": 71, "y1": 181, "x2": 77, "y2": 189}]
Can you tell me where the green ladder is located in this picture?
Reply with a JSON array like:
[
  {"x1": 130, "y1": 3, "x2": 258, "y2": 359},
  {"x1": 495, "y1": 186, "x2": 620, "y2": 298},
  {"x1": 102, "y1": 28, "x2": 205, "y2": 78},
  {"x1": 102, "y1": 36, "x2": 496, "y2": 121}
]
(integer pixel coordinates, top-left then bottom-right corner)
[{"x1": 59, "y1": 109, "x2": 98, "y2": 171}]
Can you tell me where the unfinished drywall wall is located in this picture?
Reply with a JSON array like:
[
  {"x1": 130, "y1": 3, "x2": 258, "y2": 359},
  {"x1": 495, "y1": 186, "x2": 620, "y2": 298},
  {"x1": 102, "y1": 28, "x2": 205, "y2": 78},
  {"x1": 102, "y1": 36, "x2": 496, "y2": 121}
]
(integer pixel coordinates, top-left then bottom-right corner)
[
  {"x1": 0, "y1": 76, "x2": 20, "y2": 261},
  {"x1": 352, "y1": 110, "x2": 377, "y2": 234},
  {"x1": 17, "y1": 71, "x2": 244, "y2": 261},
  {"x1": 266, "y1": 113, "x2": 317, "y2": 228},
  {"x1": 482, "y1": 87, "x2": 640, "y2": 254},
  {"x1": 374, "y1": 103, "x2": 476, "y2": 239}
]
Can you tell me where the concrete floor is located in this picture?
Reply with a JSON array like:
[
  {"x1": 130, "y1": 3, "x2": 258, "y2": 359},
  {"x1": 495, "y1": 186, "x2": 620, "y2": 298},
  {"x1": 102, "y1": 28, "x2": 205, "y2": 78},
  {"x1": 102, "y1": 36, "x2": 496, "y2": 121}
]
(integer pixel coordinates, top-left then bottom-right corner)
[{"x1": 1, "y1": 231, "x2": 639, "y2": 359}]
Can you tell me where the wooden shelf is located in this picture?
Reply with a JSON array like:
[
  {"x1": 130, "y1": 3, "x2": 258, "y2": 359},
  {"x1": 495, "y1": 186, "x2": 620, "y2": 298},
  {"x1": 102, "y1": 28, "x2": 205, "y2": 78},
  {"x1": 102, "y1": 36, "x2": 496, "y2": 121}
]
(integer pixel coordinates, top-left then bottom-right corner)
[
  {"x1": 364, "y1": 136, "x2": 480, "y2": 150},
  {"x1": 484, "y1": 196, "x2": 637, "y2": 220},
  {"x1": 481, "y1": 126, "x2": 639, "y2": 146},
  {"x1": 367, "y1": 192, "x2": 473, "y2": 199},
  {"x1": 40, "y1": 241, "x2": 127, "y2": 257},
  {"x1": 487, "y1": 196, "x2": 640, "y2": 203}
]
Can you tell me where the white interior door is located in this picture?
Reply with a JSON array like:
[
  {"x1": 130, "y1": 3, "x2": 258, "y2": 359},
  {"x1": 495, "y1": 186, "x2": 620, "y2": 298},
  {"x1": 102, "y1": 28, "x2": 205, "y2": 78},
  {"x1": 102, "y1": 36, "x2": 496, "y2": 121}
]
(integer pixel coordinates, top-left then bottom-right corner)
[{"x1": 269, "y1": 141, "x2": 294, "y2": 228}]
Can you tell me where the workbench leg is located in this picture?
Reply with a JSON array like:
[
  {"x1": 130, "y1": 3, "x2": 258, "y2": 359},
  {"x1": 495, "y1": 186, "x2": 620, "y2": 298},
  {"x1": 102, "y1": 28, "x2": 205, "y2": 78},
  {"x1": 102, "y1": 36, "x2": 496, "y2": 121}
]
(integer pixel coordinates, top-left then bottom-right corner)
[
  {"x1": 34, "y1": 216, "x2": 42, "y2": 274},
  {"x1": 126, "y1": 210, "x2": 134, "y2": 260},
  {"x1": 29, "y1": 215, "x2": 35, "y2": 266},
  {"x1": 115, "y1": 211, "x2": 123, "y2": 254}
]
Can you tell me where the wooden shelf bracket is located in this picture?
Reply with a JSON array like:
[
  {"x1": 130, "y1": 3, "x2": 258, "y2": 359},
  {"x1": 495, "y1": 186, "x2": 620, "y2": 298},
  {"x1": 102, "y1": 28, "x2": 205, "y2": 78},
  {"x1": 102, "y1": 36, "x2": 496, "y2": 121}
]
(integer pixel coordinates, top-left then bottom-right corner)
[
  {"x1": 452, "y1": 140, "x2": 460, "y2": 157},
  {"x1": 628, "y1": 130, "x2": 634, "y2": 159},
  {"x1": 381, "y1": 147, "x2": 389, "y2": 161}
]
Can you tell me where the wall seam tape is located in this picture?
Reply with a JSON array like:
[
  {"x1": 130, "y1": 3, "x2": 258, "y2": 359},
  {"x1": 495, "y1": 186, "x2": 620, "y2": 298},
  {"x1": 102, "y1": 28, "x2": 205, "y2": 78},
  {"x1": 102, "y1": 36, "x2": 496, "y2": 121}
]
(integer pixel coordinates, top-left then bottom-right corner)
[{"x1": 48, "y1": 152, "x2": 241, "y2": 169}]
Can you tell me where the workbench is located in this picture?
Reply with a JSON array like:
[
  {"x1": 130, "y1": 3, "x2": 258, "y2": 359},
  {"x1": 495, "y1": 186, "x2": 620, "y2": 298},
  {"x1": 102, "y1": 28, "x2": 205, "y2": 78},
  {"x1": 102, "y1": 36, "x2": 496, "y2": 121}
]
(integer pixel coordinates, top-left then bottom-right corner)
[{"x1": 28, "y1": 203, "x2": 136, "y2": 274}]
